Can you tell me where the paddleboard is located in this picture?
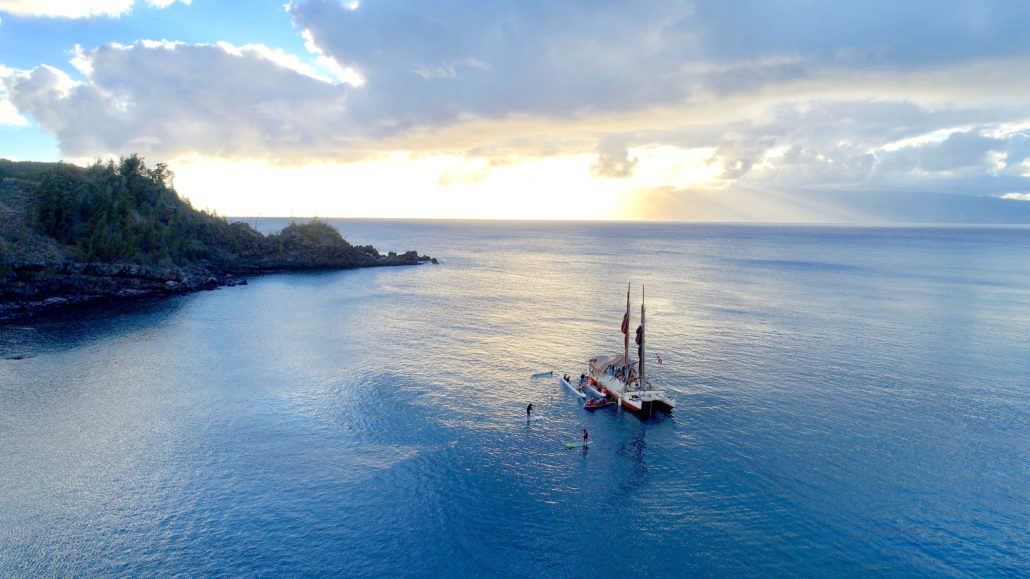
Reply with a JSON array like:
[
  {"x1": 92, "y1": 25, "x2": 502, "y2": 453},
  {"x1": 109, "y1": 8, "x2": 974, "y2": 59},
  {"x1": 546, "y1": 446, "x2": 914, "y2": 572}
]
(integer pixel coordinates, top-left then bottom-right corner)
[
  {"x1": 532, "y1": 371, "x2": 554, "y2": 378},
  {"x1": 522, "y1": 416, "x2": 543, "y2": 422},
  {"x1": 565, "y1": 440, "x2": 591, "y2": 448}
]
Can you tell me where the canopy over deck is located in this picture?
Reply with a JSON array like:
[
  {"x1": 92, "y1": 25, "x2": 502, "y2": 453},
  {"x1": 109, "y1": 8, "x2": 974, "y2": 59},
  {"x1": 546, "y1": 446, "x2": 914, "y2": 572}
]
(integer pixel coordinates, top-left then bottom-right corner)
[{"x1": 589, "y1": 354, "x2": 638, "y2": 375}]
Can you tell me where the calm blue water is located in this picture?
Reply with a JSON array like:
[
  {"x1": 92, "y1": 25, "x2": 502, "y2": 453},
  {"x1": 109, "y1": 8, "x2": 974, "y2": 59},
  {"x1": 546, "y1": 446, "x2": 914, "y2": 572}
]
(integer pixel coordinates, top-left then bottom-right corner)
[{"x1": 1, "y1": 222, "x2": 1028, "y2": 576}]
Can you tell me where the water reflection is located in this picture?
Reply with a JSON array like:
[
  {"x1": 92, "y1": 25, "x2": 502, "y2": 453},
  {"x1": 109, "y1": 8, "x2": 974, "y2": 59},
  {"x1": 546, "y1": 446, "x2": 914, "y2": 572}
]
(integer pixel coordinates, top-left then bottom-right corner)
[
  {"x1": 1, "y1": 222, "x2": 1027, "y2": 576},
  {"x1": 0, "y1": 294, "x2": 190, "y2": 358}
]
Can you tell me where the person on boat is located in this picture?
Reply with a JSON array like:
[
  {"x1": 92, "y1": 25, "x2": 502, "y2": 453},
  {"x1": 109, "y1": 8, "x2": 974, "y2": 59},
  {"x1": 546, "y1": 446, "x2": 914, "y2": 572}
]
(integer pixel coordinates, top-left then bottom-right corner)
[
  {"x1": 526, "y1": 403, "x2": 533, "y2": 418},
  {"x1": 579, "y1": 373, "x2": 586, "y2": 385}
]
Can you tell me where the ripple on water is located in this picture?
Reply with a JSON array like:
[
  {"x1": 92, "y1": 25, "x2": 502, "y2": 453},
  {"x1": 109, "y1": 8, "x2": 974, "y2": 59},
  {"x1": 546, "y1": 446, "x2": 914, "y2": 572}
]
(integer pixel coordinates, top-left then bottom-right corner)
[{"x1": 1, "y1": 222, "x2": 1028, "y2": 576}]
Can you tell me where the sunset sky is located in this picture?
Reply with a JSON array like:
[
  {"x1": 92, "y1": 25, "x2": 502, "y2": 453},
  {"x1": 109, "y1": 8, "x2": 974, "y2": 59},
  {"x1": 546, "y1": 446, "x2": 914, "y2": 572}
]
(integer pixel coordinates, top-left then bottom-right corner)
[{"x1": 2, "y1": 0, "x2": 1030, "y2": 221}]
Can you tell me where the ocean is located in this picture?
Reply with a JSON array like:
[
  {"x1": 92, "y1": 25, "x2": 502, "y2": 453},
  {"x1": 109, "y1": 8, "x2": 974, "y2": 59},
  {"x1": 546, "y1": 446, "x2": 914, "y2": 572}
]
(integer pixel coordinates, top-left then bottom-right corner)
[{"x1": 1, "y1": 221, "x2": 1028, "y2": 576}]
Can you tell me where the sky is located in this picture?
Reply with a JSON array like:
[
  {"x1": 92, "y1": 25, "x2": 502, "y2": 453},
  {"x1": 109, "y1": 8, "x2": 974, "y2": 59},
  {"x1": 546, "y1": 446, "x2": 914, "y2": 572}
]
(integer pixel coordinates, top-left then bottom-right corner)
[{"x1": 2, "y1": 0, "x2": 1030, "y2": 221}]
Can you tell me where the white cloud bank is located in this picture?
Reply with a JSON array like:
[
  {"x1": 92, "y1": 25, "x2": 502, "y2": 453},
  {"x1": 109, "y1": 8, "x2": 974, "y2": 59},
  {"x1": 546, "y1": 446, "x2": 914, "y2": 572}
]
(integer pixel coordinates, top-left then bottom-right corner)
[
  {"x1": 0, "y1": 65, "x2": 28, "y2": 125},
  {"x1": 6, "y1": 41, "x2": 350, "y2": 158},
  {"x1": 0, "y1": 0, "x2": 189, "y2": 19}
]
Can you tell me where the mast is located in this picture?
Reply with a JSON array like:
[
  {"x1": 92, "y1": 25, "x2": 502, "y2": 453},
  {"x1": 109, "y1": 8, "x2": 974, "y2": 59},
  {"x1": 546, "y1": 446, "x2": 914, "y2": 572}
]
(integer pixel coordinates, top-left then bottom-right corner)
[
  {"x1": 624, "y1": 283, "x2": 630, "y2": 379},
  {"x1": 639, "y1": 286, "x2": 646, "y2": 389}
]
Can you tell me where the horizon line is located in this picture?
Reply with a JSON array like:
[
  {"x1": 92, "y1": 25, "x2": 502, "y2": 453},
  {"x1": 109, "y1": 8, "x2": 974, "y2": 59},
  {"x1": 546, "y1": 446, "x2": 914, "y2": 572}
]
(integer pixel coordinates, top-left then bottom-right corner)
[{"x1": 227, "y1": 216, "x2": 1030, "y2": 228}]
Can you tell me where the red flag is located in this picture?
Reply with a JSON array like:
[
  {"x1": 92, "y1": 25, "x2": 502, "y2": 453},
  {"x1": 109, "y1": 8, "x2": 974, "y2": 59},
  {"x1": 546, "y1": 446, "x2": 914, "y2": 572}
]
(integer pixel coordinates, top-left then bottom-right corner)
[{"x1": 620, "y1": 313, "x2": 628, "y2": 334}]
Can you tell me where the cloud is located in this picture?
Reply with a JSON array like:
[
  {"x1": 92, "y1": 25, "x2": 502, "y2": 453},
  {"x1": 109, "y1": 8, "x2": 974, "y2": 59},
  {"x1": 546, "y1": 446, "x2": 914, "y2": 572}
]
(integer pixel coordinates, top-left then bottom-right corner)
[
  {"x1": 0, "y1": 0, "x2": 189, "y2": 19},
  {"x1": 285, "y1": 0, "x2": 705, "y2": 127},
  {"x1": 286, "y1": 0, "x2": 1030, "y2": 122},
  {"x1": 298, "y1": 28, "x2": 365, "y2": 86},
  {"x1": 710, "y1": 100, "x2": 1030, "y2": 197},
  {"x1": 591, "y1": 140, "x2": 638, "y2": 178},
  {"x1": 0, "y1": 99, "x2": 27, "y2": 126},
  {"x1": 0, "y1": 65, "x2": 28, "y2": 126},
  {"x1": 5, "y1": 41, "x2": 349, "y2": 158},
  {"x1": 916, "y1": 131, "x2": 1003, "y2": 172},
  {"x1": 413, "y1": 58, "x2": 489, "y2": 81},
  {"x1": 294, "y1": 3, "x2": 677, "y2": 139}
]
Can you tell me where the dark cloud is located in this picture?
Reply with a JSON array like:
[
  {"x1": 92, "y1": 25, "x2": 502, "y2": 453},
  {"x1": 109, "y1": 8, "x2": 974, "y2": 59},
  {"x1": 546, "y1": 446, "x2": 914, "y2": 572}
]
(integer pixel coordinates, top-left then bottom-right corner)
[
  {"x1": 287, "y1": 0, "x2": 702, "y2": 126},
  {"x1": 917, "y1": 131, "x2": 1003, "y2": 172},
  {"x1": 591, "y1": 140, "x2": 638, "y2": 178},
  {"x1": 688, "y1": 1, "x2": 1030, "y2": 67},
  {"x1": 288, "y1": 0, "x2": 1030, "y2": 126}
]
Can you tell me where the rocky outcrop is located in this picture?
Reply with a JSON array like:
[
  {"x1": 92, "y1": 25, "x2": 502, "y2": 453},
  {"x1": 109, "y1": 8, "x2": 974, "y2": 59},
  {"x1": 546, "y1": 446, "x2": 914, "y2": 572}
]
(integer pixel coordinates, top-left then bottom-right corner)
[
  {"x1": 0, "y1": 260, "x2": 238, "y2": 320},
  {"x1": 0, "y1": 249, "x2": 435, "y2": 321}
]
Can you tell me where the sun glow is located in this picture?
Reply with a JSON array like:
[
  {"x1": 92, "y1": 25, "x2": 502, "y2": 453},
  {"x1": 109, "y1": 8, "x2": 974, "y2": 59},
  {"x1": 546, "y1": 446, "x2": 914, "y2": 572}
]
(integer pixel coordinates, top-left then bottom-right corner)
[{"x1": 169, "y1": 147, "x2": 722, "y2": 220}]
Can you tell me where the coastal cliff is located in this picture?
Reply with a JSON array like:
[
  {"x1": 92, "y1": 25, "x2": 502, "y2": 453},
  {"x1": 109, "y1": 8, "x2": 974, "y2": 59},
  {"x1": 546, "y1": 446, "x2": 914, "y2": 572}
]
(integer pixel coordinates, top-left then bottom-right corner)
[{"x1": 0, "y1": 157, "x2": 434, "y2": 321}]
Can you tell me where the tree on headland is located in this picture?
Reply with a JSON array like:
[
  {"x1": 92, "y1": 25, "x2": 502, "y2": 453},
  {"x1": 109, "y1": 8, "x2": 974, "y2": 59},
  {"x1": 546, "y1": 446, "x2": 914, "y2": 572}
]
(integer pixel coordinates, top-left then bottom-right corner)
[
  {"x1": 1, "y1": 154, "x2": 375, "y2": 267},
  {"x1": 22, "y1": 154, "x2": 251, "y2": 264}
]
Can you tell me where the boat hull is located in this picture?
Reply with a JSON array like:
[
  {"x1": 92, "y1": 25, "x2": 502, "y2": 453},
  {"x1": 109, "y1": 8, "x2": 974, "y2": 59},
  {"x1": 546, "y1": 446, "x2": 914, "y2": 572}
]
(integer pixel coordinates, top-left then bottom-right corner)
[
  {"x1": 584, "y1": 395, "x2": 614, "y2": 410},
  {"x1": 595, "y1": 374, "x2": 675, "y2": 413}
]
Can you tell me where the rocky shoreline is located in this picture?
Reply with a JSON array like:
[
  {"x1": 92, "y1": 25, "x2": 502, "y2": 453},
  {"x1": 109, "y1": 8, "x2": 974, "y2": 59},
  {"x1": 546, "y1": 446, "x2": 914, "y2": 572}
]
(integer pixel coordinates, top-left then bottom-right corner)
[
  {"x1": 0, "y1": 158, "x2": 438, "y2": 322},
  {"x1": 0, "y1": 251, "x2": 436, "y2": 322}
]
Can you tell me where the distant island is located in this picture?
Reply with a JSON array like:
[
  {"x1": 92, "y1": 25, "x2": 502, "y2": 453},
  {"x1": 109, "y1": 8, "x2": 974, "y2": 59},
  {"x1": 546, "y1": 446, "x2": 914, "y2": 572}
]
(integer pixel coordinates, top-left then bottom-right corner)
[{"x1": 0, "y1": 156, "x2": 435, "y2": 321}]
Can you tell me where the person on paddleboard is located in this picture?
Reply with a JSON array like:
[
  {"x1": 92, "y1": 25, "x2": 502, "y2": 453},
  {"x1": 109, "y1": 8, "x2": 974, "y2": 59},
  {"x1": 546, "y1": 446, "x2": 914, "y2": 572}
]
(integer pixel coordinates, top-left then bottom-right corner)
[
  {"x1": 582, "y1": 428, "x2": 589, "y2": 442},
  {"x1": 526, "y1": 403, "x2": 533, "y2": 418}
]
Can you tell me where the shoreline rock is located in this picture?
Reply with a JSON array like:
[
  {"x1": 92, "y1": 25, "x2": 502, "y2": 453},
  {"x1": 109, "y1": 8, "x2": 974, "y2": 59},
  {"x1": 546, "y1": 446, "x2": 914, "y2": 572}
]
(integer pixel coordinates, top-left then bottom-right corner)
[{"x1": 0, "y1": 254, "x2": 436, "y2": 322}]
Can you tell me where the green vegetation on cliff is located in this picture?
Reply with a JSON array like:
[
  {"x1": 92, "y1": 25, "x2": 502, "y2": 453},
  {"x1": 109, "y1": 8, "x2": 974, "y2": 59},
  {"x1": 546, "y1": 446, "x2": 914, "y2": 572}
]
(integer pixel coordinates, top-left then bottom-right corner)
[
  {"x1": 0, "y1": 156, "x2": 432, "y2": 319},
  {"x1": 5, "y1": 155, "x2": 269, "y2": 265},
  {"x1": 0, "y1": 155, "x2": 419, "y2": 268}
]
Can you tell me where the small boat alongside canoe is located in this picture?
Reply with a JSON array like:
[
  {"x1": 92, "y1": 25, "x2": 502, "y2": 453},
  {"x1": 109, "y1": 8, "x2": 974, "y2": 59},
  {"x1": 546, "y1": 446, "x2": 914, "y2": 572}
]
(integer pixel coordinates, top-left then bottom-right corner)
[
  {"x1": 570, "y1": 374, "x2": 602, "y2": 397},
  {"x1": 583, "y1": 378, "x2": 603, "y2": 398},
  {"x1": 561, "y1": 376, "x2": 587, "y2": 398},
  {"x1": 584, "y1": 397, "x2": 614, "y2": 410}
]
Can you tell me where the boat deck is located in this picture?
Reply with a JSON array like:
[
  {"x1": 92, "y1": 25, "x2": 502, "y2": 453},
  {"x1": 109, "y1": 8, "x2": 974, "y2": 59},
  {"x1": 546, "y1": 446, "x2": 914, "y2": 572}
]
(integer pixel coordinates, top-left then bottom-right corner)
[{"x1": 595, "y1": 374, "x2": 676, "y2": 412}]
